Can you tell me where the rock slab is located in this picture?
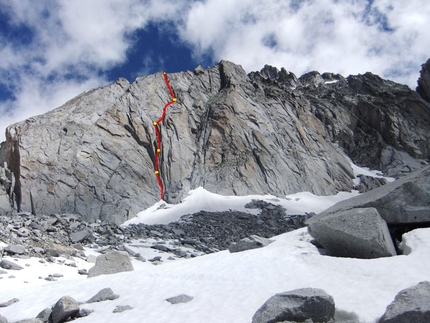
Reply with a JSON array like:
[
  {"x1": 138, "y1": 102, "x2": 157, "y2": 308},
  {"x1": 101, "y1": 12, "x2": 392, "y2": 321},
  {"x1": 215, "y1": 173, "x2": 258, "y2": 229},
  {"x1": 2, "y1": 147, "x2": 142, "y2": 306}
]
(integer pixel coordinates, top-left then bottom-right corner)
[
  {"x1": 0, "y1": 259, "x2": 24, "y2": 270},
  {"x1": 307, "y1": 207, "x2": 397, "y2": 258},
  {"x1": 87, "y1": 251, "x2": 133, "y2": 278},
  {"x1": 379, "y1": 281, "x2": 430, "y2": 323},
  {"x1": 252, "y1": 288, "x2": 335, "y2": 323}
]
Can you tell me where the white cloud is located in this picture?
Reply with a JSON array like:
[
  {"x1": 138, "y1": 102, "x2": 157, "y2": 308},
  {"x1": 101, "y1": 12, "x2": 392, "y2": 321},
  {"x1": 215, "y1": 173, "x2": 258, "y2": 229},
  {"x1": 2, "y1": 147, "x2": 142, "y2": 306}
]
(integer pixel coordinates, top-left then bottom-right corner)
[
  {"x1": 178, "y1": 0, "x2": 430, "y2": 87},
  {"x1": 0, "y1": 0, "x2": 193, "y2": 141}
]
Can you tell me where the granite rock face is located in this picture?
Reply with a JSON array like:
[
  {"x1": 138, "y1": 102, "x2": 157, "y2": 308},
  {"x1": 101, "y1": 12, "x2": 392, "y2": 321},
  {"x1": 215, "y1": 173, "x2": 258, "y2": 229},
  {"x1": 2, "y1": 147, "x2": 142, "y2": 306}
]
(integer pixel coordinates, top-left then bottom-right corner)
[{"x1": 1, "y1": 60, "x2": 429, "y2": 223}]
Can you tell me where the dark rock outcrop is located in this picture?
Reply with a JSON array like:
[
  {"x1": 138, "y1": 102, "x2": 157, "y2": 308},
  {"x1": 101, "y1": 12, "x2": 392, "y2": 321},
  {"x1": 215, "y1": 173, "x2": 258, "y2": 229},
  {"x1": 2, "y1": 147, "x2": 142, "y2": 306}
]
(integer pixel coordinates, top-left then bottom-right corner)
[
  {"x1": 379, "y1": 281, "x2": 430, "y2": 323},
  {"x1": 1, "y1": 60, "x2": 429, "y2": 223},
  {"x1": 252, "y1": 288, "x2": 335, "y2": 323},
  {"x1": 417, "y1": 58, "x2": 430, "y2": 102}
]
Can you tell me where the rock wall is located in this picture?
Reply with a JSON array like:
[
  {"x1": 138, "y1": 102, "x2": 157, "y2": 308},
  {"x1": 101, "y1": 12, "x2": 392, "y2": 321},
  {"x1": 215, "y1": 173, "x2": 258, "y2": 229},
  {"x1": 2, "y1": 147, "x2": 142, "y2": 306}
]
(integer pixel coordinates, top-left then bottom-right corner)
[{"x1": 1, "y1": 60, "x2": 429, "y2": 223}]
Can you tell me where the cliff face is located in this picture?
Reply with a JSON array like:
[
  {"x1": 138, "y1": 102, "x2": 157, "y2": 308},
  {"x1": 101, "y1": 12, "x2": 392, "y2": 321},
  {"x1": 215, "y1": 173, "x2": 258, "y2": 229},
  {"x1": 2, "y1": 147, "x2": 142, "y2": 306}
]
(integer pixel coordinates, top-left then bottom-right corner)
[{"x1": 1, "y1": 60, "x2": 429, "y2": 224}]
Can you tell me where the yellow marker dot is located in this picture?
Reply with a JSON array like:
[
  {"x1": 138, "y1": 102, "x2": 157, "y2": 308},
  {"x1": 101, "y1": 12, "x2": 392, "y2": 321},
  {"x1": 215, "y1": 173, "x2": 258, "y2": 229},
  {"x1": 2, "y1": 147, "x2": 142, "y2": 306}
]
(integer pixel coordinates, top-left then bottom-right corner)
[
  {"x1": 153, "y1": 121, "x2": 157, "y2": 126},
  {"x1": 157, "y1": 148, "x2": 161, "y2": 153},
  {"x1": 163, "y1": 72, "x2": 166, "y2": 75},
  {"x1": 155, "y1": 170, "x2": 159, "y2": 175},
  {"x1": 172, "y1": 98, "x2": 177, "y2": 102}
]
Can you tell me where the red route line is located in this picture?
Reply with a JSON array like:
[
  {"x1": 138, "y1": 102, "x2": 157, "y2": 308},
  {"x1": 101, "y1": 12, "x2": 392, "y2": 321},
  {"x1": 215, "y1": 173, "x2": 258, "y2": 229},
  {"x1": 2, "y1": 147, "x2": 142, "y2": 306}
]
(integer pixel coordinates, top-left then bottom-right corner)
[{"x1": 153, "y1": 72, "x2": 177, "y2": 200}]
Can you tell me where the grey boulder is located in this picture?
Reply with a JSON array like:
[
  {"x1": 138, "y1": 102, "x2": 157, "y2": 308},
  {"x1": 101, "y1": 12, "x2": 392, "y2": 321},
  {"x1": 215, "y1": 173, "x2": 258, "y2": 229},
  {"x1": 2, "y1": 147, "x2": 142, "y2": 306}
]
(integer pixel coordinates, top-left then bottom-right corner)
[
  {"x1": 49, "y1": 296, "x2": 79, "y2": 323},
  {"x1": 252, "y1": 288, "x2": 335, "y2": 323},
  {"x1": 87, "y1": 250, "x2": 133, "y2": 278},
  {"x1": 0, "y1": 259, "x2": 24, "y2": 270},
  {"x1": 379, "y1": 281, "x2": 430, "y2": 323},
  {"x1": 307, "y1": 207, "x2": 397, "y2": 258},
  {"x1": 4, "y1": 244, "x2": 26, "y2": 255},
  {"x1": 229, "y1": 235, "x2": 274, "y2": 253},
  {"x1": 86, "y1": 287, "x2": 119, "y2": 303},
  {"x1": 0, "y1": 315, "x2": 7, "y2": 323}
]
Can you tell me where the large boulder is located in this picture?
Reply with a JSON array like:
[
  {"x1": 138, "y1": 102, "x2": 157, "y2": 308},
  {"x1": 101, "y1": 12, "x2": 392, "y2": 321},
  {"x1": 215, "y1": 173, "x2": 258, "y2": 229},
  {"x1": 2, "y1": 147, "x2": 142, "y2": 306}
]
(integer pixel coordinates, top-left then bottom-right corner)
[
  {"x1": 87, "y1": 250, "x2": 134, "y2": 278},
  {"x1": 379, "y1": 281, "x2": 430, "y2": 323},
  {"x1": 308, "y1": 165, "x2": 430, "y2": 226},
  {"x1": 307, "y1": 207, "x2": 397, "y2": 258},
  {"x1": 49, "y1": 296, "x2": 79, "y2": 323},
  {"x1": 417, "y1": 58, "x2": 430, "y2": 102},
  {"x1": 252, "y1": 288, "x2": 335, "y2": 323}
]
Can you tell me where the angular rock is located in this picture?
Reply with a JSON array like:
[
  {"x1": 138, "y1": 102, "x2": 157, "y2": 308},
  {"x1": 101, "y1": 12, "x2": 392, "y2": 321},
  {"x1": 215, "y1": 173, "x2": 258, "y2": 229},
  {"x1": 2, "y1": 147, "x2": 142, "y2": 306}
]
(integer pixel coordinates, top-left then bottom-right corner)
[
  {"x1": 307, "y1": 207, "x2": 396, "y2": 258},
  {"x1": 252, "y1": 288, "x2": 335, "y2": 323},
  {"x1": 77, "y1": 308, "x2": 93, "y2": 318},
  {"x1": 228, "y1": 235, "x2": 274, "y2": 253},
  {"x1": 86, "y1": 287, "x2": 119, "y2": 303},
  {"x1": 379, "y1": 281, "x2": 430, "y2": 323},
  {"x1": 417, "y1": 58, "x2": 430, "y2": 102},
  {"x1": 0, "y1": 259, "x2": 24, "y2": 270},
  {"x1": 69, "y1": 229, "x2": 92, "y2": 243},
  {"x1": 49, "y1": 296, "x2": 79, "y2": 323},
  {"x1": 4, "y1": 244, "x2": 26, "y2": 255},
  {"x1": 113, "y1": 305, "x2": 133, "y2": 313},
  {"x1": 354, "y1": 174, "x2": 388, "y2": 193},
  {"x1": 36, "y1": 308, "x2": 52, "y2": 322},
  {"x1": 165, "y1": 294, "x2": 194, "y2": 305},
  {"x1": 87, "y1": 251, "x2": 133, "y2": 278},
  {"x1": 0, "y1": 314, "x2": 8, "y2": 323},
  {"x1": 308, "y1": 165, "x2": 430, "y2": 225}
]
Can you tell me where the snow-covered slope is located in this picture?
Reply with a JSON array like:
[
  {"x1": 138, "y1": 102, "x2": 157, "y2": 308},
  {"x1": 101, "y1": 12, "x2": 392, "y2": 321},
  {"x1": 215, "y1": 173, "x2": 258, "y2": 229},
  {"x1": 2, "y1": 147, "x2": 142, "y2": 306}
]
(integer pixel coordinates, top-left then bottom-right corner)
[{"x1": 1, "y1": 227, "x2": 430, "y2": 323}]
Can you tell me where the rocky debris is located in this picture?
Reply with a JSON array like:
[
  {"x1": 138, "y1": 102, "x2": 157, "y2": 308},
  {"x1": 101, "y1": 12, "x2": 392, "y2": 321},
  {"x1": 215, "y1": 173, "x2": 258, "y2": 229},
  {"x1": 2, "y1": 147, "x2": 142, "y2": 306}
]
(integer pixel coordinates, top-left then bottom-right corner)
[
  {"x1": 14, "y1": 319, "x2": 42, "y2": 323},
  {"x1": 0, "y1": 315, "x2": 7, "y2": 323},
  {"x1": 49, "y1": 296, "x2": 79, "y2": 323},
  {"x1": 379, "y1": 281, "x2": 430, "y2": 323},
  {"x1": 354, "y1": 174, "x2": 388, "y2": 193},
  {"x1": 0, "y1": 259, "x2": 24, "y2": 270},
  {"x1": 0, "y1": 200, "x2": 308, "y2": 265},
  {"x1": 165, "y1": 294, "x2": 194, "y2": 305},
  {"x1": 86, "y1": 288, "x2": 119, "y2": 303},
  {"x1": 228, "y1": 235, "x2": 274, "y2": 253},
  {"x1": 113, "y1": 305, "x2": 133, "y2": 313},
  {"x1": 0, "y1": 298, "x2": 19, "y2": 308},
  {"x1": 87, "y1": 251, "x2": 134, "y2": 278},
  {"x1": 307, "y1": 207, "x2": 397, "y2": 258},
  {"x1": 417, "y1": 58, "x2": 430, "y2": 102},
  {"x1": 2, "y1": 59, "x2": 429, "y2": 223},
  {"x1": 252, "y1": 288, "x2": 335, "y2": 323}
]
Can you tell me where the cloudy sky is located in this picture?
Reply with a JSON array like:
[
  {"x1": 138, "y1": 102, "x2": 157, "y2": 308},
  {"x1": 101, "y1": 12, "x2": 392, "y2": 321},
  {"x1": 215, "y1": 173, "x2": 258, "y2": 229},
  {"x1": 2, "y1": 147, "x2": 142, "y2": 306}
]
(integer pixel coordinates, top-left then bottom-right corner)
[{"x1": 1, "y1": 0, "x2": 429, "y2": 141}]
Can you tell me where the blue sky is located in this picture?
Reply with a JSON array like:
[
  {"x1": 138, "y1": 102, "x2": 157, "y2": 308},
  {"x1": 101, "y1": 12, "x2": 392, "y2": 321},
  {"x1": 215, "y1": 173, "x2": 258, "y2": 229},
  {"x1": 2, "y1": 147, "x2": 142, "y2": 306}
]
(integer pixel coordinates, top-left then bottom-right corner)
[{"x1": 0, "y1": 0, "x2": 429, "y2": 141}]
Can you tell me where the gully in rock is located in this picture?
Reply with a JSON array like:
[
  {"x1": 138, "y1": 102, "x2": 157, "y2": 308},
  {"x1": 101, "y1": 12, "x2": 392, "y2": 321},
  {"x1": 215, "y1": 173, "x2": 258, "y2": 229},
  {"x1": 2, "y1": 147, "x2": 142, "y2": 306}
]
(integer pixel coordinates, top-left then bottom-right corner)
[{"x1": 153, "y1": 72, "x2": 177, "y2": 200}]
